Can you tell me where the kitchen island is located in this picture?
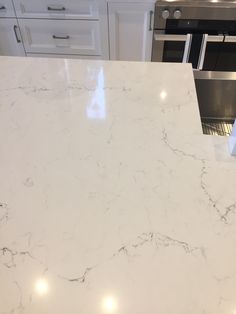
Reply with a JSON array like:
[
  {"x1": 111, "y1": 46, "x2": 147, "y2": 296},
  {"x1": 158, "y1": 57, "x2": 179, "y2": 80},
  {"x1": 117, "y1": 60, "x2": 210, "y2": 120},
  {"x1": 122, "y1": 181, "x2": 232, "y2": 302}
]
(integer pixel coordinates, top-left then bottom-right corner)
[{"x1": 0, "y1": 56, "x2": 236, "y2": 314}]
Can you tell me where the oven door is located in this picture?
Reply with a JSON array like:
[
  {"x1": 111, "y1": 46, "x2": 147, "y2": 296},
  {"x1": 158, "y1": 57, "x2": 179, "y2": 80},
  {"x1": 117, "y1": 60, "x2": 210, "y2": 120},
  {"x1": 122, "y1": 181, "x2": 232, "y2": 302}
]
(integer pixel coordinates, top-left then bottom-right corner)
[
  {"x1": 152, "y1": 31, "x2": 192, "y2": 63},
  {"x1": 199, "y1": 35, "x2": 236, "y2": 72},
  {"x1": 194, "y1": 35, "x2": 236, "y2": 134}
]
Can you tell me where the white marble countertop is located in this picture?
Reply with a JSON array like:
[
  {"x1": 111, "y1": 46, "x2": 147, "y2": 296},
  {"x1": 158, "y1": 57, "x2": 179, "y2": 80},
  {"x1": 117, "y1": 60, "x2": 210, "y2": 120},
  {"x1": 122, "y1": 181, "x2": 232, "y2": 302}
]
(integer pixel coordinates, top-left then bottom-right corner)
[{"x1": 0, "y1": 56, "x2": 236, "y2": 314}]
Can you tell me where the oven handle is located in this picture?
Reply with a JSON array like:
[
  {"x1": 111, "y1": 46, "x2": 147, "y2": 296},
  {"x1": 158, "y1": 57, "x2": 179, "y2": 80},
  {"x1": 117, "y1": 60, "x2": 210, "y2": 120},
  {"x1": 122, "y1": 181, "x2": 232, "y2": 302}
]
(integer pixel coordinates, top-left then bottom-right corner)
[
  {"x1": 154, "y1": 33, "x2": 224, "y2": 43},
  {"x1": 197, "y1": 34, "x2": 208, "y2": 70},
  {"x1": 224, "y1": 35, "x2": 236, "y2": 42},
  {"x1": 154, "y1": 33, "x2": 188, "y2": 42},
  {"x1": 182, "y1": 34, "x2": 192, "y2": 63},
  {"x1": 197, "y1": 34, "x2": 224, "y2": 70},
  {"x1": 208, "y1": 35, "x2": 224, "y2": 42},
  {"x1": 153, "y1": 33, "x2": 193, "y2": 63}
]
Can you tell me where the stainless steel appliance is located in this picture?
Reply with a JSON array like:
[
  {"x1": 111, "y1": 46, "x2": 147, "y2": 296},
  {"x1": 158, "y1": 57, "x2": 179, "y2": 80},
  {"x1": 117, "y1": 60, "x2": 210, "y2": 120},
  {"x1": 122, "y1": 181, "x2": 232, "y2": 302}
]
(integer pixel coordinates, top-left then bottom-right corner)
[{"x1": 152, "y1": 0, "x2": 236, "y2": 135}]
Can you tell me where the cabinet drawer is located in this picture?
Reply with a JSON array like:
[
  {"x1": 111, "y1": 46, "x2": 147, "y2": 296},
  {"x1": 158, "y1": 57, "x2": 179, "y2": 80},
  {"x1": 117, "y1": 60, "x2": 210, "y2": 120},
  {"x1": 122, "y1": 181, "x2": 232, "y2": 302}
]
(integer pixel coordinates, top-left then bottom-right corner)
[
  {"x1": 19, "y1": 19, "x2": 101, "y2": 56},
  {"x1": 13, "y1": 0, "x2": 99, "y2": 19},
  {"x1": 27, "y1": 53, "x2": 101, "y2": 60},
  {"x1": 0, "y1": 1, "x2": 15, "y2": 18}
]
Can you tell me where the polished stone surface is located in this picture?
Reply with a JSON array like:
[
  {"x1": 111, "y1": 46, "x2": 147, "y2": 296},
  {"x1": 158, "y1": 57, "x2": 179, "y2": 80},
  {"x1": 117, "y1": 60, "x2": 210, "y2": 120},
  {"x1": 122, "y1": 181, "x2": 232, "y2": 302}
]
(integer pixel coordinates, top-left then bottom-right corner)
[{"x1": 0, "y1": 56, "x2": 236, "y2": 314}]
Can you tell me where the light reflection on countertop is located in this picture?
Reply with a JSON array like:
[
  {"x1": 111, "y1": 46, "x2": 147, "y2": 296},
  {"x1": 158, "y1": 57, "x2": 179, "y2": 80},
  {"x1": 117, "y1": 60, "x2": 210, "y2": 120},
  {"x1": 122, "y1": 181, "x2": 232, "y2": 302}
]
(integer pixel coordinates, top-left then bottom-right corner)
[
  {"x1": 0, "y1": 56, "x2": 236, "y2": 314},
  {"x1": 86, "y1": 68, "x2": 106, "y2": 120},
  {"x1": 160, "y1": 90, "x2": 167, "y2": 100},
  {"x1": 101, "y1": 295, "x2": 118, "y2": 313},
  {"x1": 34, "y1": 278, "x2": 50, "y2": 296}
]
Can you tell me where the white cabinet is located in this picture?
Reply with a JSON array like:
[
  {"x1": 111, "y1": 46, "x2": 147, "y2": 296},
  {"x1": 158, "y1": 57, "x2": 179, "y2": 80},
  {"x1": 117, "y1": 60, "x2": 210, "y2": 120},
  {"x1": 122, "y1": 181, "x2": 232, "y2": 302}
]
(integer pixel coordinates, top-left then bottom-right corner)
[
  {"x1": 0, "y1": 0, "x2": 25, "y2": 57},
  {"x1": 11, "y1": 0, "x2": 109, "y2": 59},
  {"x1": 0, "y1": 19, "x2": 25, "y2": 56},
  {"x1": 13, "y1": 0, "x2": 99, "y2": 20},
  {"x1": 0, "y1": 1, "x2": 154, "y2": 61},
  {"x1": 0, "y1": 0, "x2": 15, "y2": 18},
  {"x1": 108, "y1": 2, "x2": 154, "y2": 61},
  {"x1": 19, "y1": 19, "x2": 101, "y2": 56}
]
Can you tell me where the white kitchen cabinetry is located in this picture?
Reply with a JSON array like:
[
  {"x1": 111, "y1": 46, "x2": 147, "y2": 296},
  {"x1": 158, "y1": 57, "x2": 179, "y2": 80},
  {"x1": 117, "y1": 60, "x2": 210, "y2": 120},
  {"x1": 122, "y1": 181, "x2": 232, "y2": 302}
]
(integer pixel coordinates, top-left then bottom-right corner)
[
  {"x1": 0, "y1": 0, "x2": 25, "y2": 56},
  {"x1": 19, "y1": 19, "x2": 101, "y2": 56},
  {"x1": 13, "y1": 0, "x2": 109, "y2": 59},
  {"x1": 13, "y1": 0, "x2": 99, "y2": 20},
  {"x1": 0, "y1": 1, "x2": 154, "y2": 60},
  {"x1": 108, "y1": 2, "x2": 154, "y2": 61},
  {"x1": 0, "y1": 0, "x2": 15, "y2": 18},
  {"x1": 0, "y1": 19, "x2": 25, "y2": 56}
]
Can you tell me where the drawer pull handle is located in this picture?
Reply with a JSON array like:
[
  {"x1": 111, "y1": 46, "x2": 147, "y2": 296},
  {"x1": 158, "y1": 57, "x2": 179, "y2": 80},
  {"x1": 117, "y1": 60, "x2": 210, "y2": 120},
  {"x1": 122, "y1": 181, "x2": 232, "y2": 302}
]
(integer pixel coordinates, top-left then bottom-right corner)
[
  {"x1": 47, "y1": 6, "x2": 66, "y2": 11},
  {"x1": 13, "y1": 25, "x2": 21, "y2": 43},
  {"x1": 0, "y1": 6, "x2": 6, "y2": 10},
  {"x1": 149, "y1": 10, "x2": 154, "y2": 31},
  {"x1": 52, "y1": 35, "x2": 70, "y2": 40}
]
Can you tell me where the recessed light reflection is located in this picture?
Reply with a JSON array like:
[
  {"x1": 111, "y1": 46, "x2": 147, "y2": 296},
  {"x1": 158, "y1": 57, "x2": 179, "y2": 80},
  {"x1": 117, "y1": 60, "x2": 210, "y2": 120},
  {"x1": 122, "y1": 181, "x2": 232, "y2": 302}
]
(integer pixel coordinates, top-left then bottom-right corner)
[
  {"x1": 102, "y1": 295, "x2": 118, "y2": 313},
  {"x1": 87, "y1": 68, "x2": 106, "y2": 120},
  {"x1": 34, "y1": 278, "x2": 49, "y2": 296},
  {"x1": 160, "y1": 90, "x2": 167, "y2": 100}
]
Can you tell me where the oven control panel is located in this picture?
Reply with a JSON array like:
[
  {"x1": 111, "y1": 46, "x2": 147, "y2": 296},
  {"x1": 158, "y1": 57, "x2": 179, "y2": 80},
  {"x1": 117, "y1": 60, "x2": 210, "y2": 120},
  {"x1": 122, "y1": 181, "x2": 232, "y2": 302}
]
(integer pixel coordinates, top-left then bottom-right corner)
[
  {"x1": 161, "y1": 8, "x2": 182, "y2": 19},
  {"x1": 155, "y1": 3, "x2": 236, "y2": 29}
]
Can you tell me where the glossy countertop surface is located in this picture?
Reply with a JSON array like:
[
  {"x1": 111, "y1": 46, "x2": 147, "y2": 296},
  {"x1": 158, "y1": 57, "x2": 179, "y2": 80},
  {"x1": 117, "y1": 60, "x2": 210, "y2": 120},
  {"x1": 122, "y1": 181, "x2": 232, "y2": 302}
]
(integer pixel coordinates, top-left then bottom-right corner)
[{"x1": 0, "y1": 56, "x2": 236, "y2": 314}]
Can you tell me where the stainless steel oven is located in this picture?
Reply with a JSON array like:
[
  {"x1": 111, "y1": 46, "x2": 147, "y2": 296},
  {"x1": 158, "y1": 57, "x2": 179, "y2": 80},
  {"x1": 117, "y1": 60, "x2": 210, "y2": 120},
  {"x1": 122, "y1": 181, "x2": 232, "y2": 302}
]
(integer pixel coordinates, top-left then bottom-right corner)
[{"x1": 152, "y1": 0, "x2": 236, "y2": 136}]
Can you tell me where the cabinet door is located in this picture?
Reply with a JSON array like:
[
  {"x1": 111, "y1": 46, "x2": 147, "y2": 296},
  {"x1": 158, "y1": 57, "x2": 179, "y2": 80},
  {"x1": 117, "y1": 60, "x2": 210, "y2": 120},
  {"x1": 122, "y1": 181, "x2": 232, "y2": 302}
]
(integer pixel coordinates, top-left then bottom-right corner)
[
  {"x1": 108, "y1": 2, "x2": 154, "y2": 61},
  {"x1": 18, "y1": 19, "x2": 101, "y2": 56},
  {"x1": 0, "y1": 19, "x2": 25, "y2": 56},
  {"x1": 0, "y1": 0, "x2": 15, "y2": 18}
]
